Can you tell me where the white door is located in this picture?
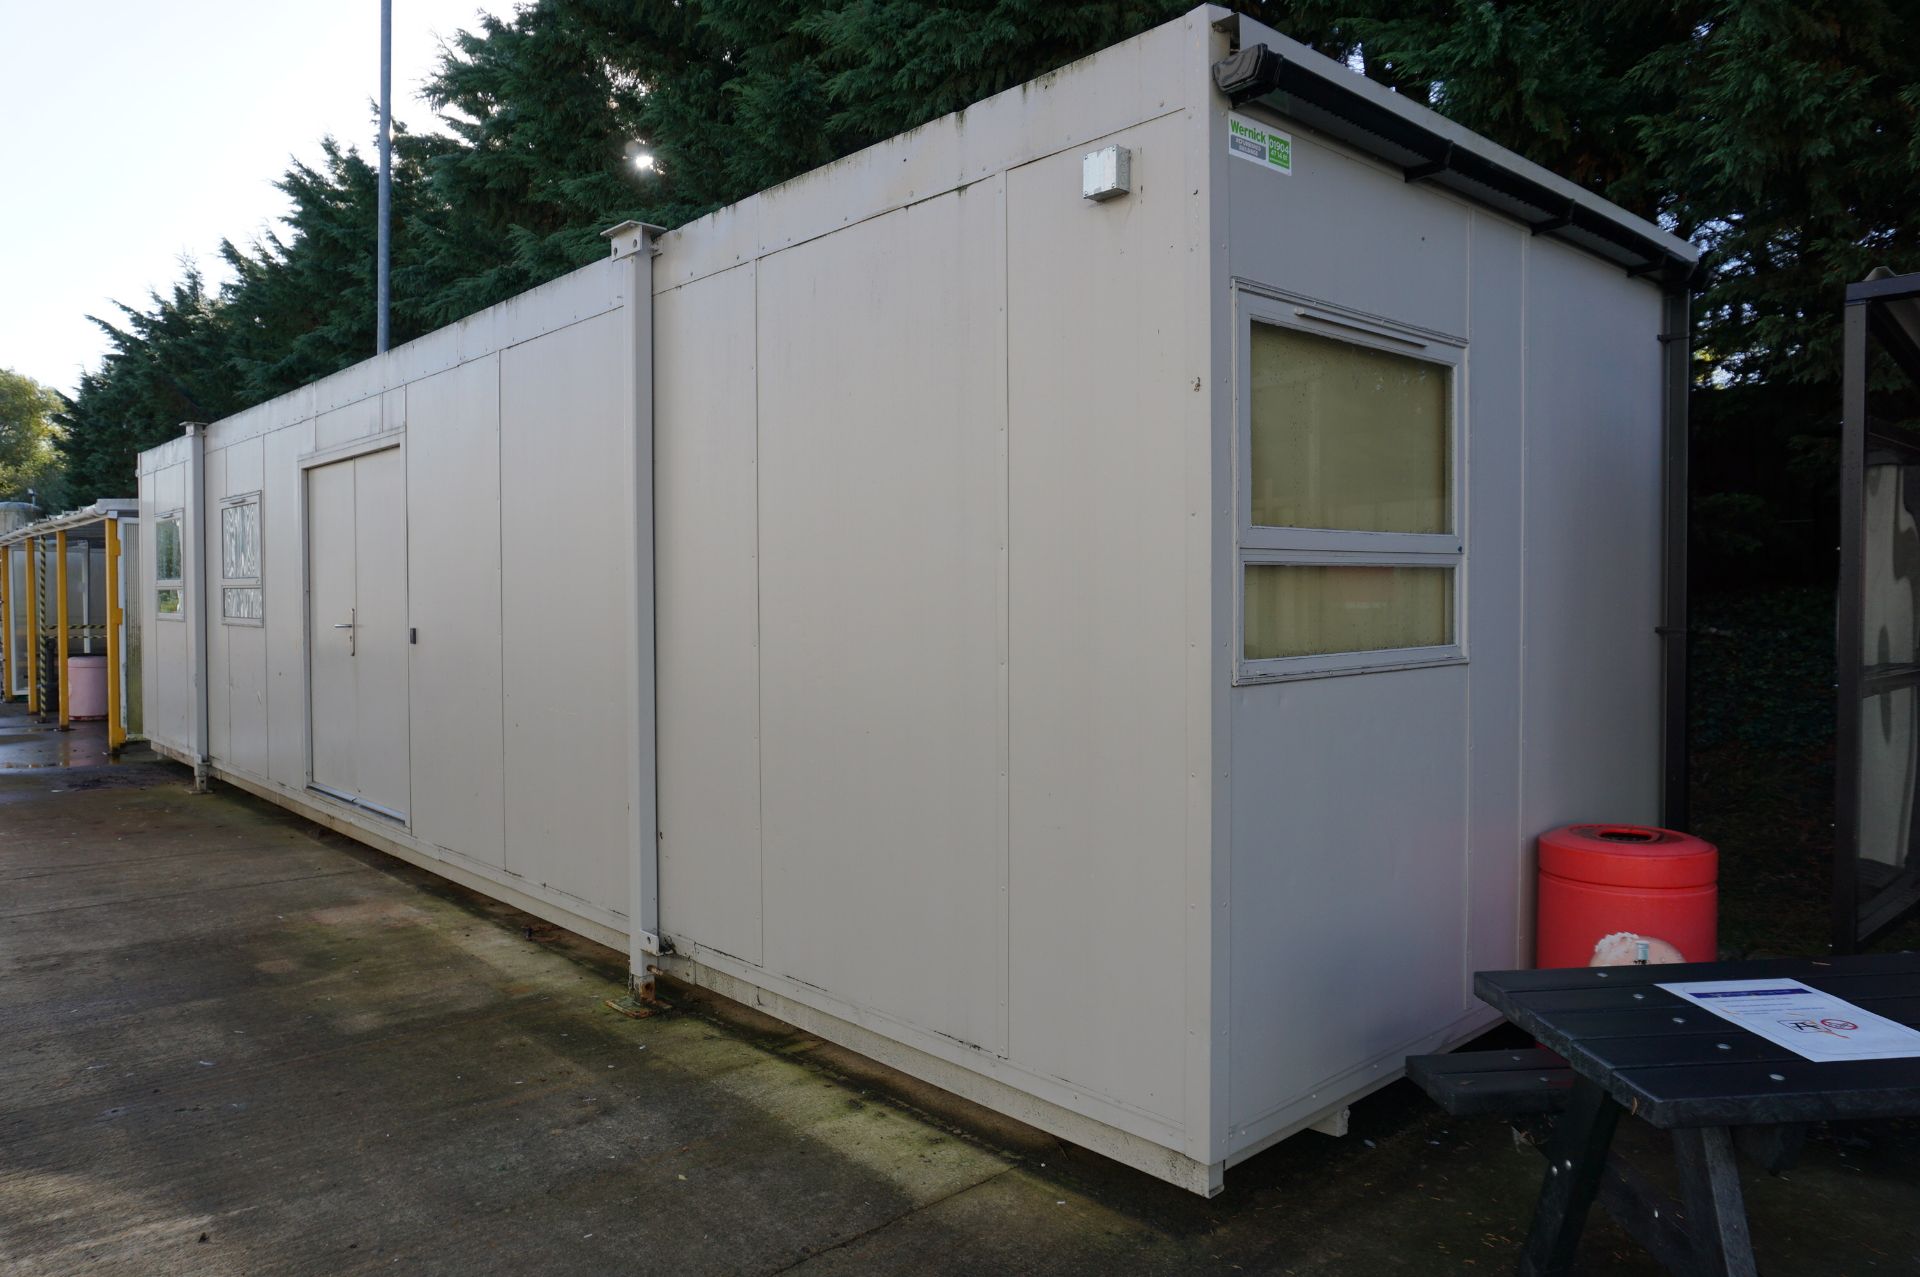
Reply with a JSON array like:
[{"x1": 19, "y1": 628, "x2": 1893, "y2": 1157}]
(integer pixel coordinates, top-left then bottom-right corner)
[{"x1": 307, "y1": 447, "x2": 410, "y2": 820}]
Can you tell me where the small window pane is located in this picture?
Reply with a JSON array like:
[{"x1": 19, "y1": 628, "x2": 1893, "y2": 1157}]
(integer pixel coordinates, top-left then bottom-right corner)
[
  {"x1": 221, "y1": 499, "x2": 260, "y2": 581},
  {"x1": 1250, "y1": 322, "x2": 1449, "y2": 532},
  {"x1": 155, "y1": 516, "x2": 183, "y2": 582},
  {"x1": 222, "y1": 587, "x2": 263, "y2": 621},
  {"x1": 1245, "y1": 564, "x2": 1453, "y2": 659},
  {"x1": 156, "y1": 588, "x2": 181, "y2": 615}
]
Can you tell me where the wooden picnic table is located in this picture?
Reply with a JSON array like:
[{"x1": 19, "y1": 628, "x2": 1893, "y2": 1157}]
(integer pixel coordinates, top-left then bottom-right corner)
[{"x1": 1475, "y1": 952, "x2": 1920, "y2": 1276}]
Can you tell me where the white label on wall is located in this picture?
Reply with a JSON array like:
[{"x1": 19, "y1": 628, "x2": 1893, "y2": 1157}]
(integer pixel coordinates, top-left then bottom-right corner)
[{"x1": 1227, "y1": 113, "x2": 1292, "y2": 175}]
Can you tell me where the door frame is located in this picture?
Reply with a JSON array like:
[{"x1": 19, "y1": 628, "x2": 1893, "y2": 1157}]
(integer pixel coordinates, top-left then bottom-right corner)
[{"x1": 298, "y1": 430, "x2": 408, "y2": 824}]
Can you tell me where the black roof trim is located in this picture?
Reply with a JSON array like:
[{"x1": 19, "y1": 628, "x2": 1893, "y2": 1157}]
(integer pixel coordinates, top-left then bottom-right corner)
[{"x1": 1846, "y1": 271, "x2": 1920, "y2": 306}]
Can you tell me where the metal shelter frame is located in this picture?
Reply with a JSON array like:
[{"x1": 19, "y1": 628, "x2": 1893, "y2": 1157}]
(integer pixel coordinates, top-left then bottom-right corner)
[
  {"x1": 1836, "y1": 270, "x2": 1920, "y2": 950},
  {"x1": 0, "y1": 500, "x2": 137, "y2": 750}
]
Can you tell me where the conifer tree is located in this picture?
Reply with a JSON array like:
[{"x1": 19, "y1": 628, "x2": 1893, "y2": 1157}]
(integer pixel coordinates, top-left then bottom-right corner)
[{"x1": 53, "y1": 0, "x2": 1920, "y2": 564}]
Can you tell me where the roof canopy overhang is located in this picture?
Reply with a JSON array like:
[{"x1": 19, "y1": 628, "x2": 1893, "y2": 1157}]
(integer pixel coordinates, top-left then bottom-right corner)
[
  {"x1": 0, "y1": 500, "x2": 138, "y2": 549},
  {"x1": 1212, "y1": 18, "x2": 1699, "y2": 290}
]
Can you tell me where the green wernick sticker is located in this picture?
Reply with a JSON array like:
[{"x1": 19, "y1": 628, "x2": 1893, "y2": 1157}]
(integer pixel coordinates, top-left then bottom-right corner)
[{"x1": 1227, "y1": 112, "x2": 1293, "y2": 176}]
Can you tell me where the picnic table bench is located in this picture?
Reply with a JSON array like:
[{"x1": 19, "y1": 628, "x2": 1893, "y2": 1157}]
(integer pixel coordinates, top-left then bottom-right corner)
[{"x1": 1409, "y1": 952, "x2": 1920, "y2": 1276}]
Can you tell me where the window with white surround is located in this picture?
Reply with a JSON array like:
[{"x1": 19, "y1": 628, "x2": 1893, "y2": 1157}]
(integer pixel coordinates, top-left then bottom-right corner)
[
  {"x1": 219, "y1": 493, "x2": 263, "y2": 624},
  {"x1": 155, "y1": 511, "x2": 184, "y2": 617},
  {"x1": 1236, "y1": 291, "x2": 1465, "y2": 682}
]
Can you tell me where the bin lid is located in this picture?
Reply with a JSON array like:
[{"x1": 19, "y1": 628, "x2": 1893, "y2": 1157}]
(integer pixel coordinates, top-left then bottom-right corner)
[{"x1": 1538, "y1": 824, "x2": 1717, "y2": 889}]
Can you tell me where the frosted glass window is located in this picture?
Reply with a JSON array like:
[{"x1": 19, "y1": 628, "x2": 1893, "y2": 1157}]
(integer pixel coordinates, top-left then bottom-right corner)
[
  {"x1": 221, "y1": 499, "x2": 260, "y2": 581},
  {"x1": 217, "y1": 496, "x2": 262, "y2": 624},
  {"x1": 155, "y1": 512, "x2": 184, "y2": 619},
  {"x1": 1244, "y1": 564, "x2": 1453, "y2": 659},
  {"x1": 1249, "y1": 322, "x2": 1449, "y2": 532},
  {"x1": 155, "y1": 515, "x2": 183, "y2": 583},
  {"x1": 222, "y1": 587, "x2": 263, "y2": 621}
]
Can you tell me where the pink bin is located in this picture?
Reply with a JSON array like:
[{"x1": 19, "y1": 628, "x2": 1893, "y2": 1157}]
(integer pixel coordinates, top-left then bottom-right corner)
[{"x1": 67, "y1": 654, "x2": 107, "y2": 720}]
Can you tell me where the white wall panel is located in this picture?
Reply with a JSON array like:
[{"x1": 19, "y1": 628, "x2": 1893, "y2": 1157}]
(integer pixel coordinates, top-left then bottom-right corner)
[
  {"x1": 139, "y1": 459, "x2": 190, "y2": 753},
  {"x1": 1006, "y1": 112, "x2": 1192, "y2": 1120},
  {"x1": 406, "y1": 357, "x2": 506, "y2": 868},
  {"x1": 654, "y1": 266, "x2": 763, "y2": 962},
  {"x1": 218, "y1": 435, "x2": 269, "y2": 779},
  {"x1": 203, "y1": 446, "x2": 231, "y2": 763},
  {"x1": 1227, "y1": 668, "x2": 1470, "y2": 1136},
  {"x1": 263, "y1": 422, "x2": 312, "y2": 788},
  {"x1": 224, "y1": 622, "x2": 269, "y2": 780},
  {"x1": 1226, "y1": 125, "x2": 1470, "y2": 341},
  {"x1": 656, "y1": 13, "x2": 1203, "y2": 291},
  {"x1": 756, "y1": 185, "x2": 1008, "y2": 1053},
  {"x1": 1222, "y1": 128, "x2": 1482, "y2": 1147},
  {"x1": 312, "y1": 396, "x2": 383, "y2": 452},
  {"x1": 349, "y1": 447, "x2": 412, "y2": 818},
  {"x1": 224, "y1": 435, "x2": 265, "y2": 495},
  {"x1": 1463, "y1": 216, "x2": 1528, "y2": 980},
  {"x1": 500, "y1": 311, "x2": 632, "y2": 917},
  {"x1": 1519, "y1": 242, "x2": 1665, "y2": 858}
]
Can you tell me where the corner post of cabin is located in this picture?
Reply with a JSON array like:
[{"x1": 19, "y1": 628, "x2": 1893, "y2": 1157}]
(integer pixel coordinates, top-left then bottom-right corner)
[
  {"x1": 602, "y1": 218, "x2": 665, "y2": 1001},
  {"x1": 105, "y1": 515, "x2": 125, "y2": 752},
  {"x1": 184, "y1": 422, "x2": 212, "y2": 791},
  {"x1": 55, "y1": 528, "x2": 70, "y2": 730},
  {"x1": 1658, "y1": 283, "x2": 1693, "y2": 833}
]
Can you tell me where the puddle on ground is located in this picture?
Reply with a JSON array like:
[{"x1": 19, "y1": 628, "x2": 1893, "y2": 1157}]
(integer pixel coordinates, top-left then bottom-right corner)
[{"x1": 0, "y1": 718, "x2": 126, "y2": 770}]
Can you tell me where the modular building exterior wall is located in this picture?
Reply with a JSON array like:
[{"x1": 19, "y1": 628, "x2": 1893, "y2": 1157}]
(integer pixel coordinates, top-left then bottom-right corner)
[
  {"x1": 137, "y1": 257, "x2": 655, "y2": 955},
  {"x1": 137, "y1": 6, "x2": 1695, "y2": 1194},
  {"x1": 1217, "y1": 79, "x2": 1669, "y2": 1162},
  {"x1": 646, "y1": 15, "x2": 1221, "y2": 1185}
]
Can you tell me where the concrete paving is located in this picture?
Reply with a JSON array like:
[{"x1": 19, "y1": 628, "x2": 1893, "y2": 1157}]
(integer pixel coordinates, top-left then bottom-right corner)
[{"x1": 2, "y1": 701, "x2": 1916, "y2": 1275}]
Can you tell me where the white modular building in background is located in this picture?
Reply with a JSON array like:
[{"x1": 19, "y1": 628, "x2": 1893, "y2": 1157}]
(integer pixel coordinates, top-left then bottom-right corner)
[{"x1": 136, "y1": 7, "x2": 1696, "y2": 1194}]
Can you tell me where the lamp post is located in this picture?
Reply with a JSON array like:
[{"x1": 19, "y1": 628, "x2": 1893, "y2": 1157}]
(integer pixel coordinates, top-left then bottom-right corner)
[{"x1": 376, "y1": 0, "x2": 392, "y2": 354}]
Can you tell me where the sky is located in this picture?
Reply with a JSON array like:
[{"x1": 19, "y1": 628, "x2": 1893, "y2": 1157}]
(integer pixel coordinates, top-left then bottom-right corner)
[{"x1": 0, "y1": 1, "x2": 514, "y2": 397}]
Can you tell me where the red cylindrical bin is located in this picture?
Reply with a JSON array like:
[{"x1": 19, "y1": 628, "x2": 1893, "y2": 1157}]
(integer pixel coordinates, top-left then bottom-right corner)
[{"x1": 1536, "y1": 824, "x2": 1717, "y2": 968}]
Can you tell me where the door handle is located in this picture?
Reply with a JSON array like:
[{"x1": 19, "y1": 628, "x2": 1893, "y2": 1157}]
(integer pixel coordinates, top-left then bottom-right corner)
[
  {"x1": 331, "y1": 623, "x2": 354, "y2": 629},
  {"x1": 333, "y1": 609, "x2": 356, "y2": 656}
]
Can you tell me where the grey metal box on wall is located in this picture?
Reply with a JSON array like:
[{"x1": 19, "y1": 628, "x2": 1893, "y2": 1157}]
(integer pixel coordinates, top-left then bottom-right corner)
[{"x1": 135, "y1": 4, "x2": 1695, "y2": 1196}]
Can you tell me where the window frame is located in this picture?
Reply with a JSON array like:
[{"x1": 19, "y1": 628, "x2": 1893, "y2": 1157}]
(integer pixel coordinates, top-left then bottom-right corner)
[
  {"x1": 218, "y1": 491, "x2": 264, "y2": 627},
  {"x1": 1234, "y1": 288, "x2": 1468, "y2": 684},
  {"x1": 155, "y1": 509, "x2": 185, "y2": 620}
]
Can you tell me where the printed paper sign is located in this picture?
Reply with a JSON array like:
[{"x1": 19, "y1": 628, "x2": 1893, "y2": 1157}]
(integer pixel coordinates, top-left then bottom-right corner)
[
  {"x1": 1227, "y1": 113, "x2": 1292, "y2": 175},
  {"x1": 1658, "y1": 978, "x2": 1920, "y2": 1063}
]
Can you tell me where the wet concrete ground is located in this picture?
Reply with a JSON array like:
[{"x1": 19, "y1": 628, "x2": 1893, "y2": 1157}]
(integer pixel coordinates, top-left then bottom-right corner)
[
  {"x1": 0, "y1": 703, "x2": 118, "y2": 771},
  {"x1": 2, "y1": 700, "x2": 1916, "y2": 1275}
]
